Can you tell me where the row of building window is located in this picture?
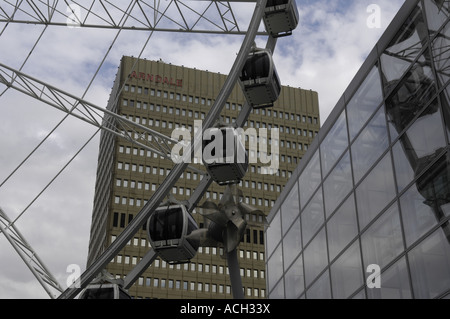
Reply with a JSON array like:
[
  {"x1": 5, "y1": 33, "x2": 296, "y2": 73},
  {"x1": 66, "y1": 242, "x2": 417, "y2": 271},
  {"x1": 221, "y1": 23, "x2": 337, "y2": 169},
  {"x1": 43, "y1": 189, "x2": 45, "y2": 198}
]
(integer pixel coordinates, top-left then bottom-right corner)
[
  {"x1": 111, "y1": 235, "x2": 265, "y2": 262},
  {"x1": 113, "y1": 193, "x2": 275, "y2": 211},
  {"x1": 121, "y1": 103, "x2": 317, "y2": 139},
  {"x1": 118, "y1": 143, "x2": 303, "y2": 164},
  {"x1": 115, "y1": 174, "x2": 284, "y2": 194},
  {"x1": 129, "y1": 275, "x2": 267, "y2": 298},
  {"x1": 112, "y1": 253, "x2": 265, "y2": 279},
  {"x1": 124, "y1": 84, "x2": 213, "y2": 106},
  {"x1": 123, "y1": 85, "x2": 319, "y2": 125}
]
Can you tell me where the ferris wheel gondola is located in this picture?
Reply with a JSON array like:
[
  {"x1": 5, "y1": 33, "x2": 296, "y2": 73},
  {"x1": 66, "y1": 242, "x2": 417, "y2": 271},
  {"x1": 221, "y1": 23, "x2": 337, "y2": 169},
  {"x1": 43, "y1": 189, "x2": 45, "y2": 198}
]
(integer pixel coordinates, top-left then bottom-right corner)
[
  {"x1": 147, "y1": 204, "x2": 200, "y2": 264},
  {"x1": 263, "y1": 0, "x2": 300, "y2": 38},
  {"x1": 239, "y1": 48, "x2": 281, "y2": 109},
  {"x1": 78, "y1": 271, "x2": 132, "y2": 299},
  {"x1": 203, "y1": 126, "x2": 249, "y2": 185}
]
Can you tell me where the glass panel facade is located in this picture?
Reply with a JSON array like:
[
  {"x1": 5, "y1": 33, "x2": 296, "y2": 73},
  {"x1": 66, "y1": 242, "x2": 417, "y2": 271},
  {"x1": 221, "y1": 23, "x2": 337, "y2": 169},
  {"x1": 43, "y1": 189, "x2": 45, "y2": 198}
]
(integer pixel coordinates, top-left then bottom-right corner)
[
  {"x1": 356, "y1": 153, "x2": 396, "y2": 230},
  {"x1": 303, "y1": 228, "x2": 328, "y2": 288},
  {"x1": 323, "y1": 151, "x2": 353, "y2": 218},
  {"x1": 386, "y1": 50, "x2": 437, "y2": 141},
  {"x1": 327, "y1": 194, "x2": 358, "y2": 262},
  {"x1": 306, "y1": 270, "x2": 331, "y2": 299},
  {"x1": 301, "y1": 187, "x2": 324, "y2": 245},
  {"x1": 282, "y1": 217, "x2": 301, "y2": 270},
  {"x1": 400, "y1": 182, "x2": 441, "y2": 247},
  {"x1": 432, "y1": 20, "x2": 450, "y2": 87},
  {"x1": 281, "y1": 182, "x2": 300, "y2": 234},
  {"x1": 346, "y1": 66, "x2": 384, "y2": 141},
  {"x1": 267, "y1": 243, "x2": 283, "y2": 292},
  {"x1": 392, "y1": 138, "x2": 416, "y2": 193},
  {"x1": 367, "y1": 257, "x2": 412, "y2": 299},
  {"x1": 380, "y1": 6, "x2": 427, "y2": 96},
  {"x1": 409, "y1": 228, "x2": 450, "y2": 299},
  {"x1": 266, "y1": 210, "x2": 281, "y2": 258},
  {"x1": 330, "y1": 240, "x2": 363, "y2": 299},
  {"x1": 424, "y1": 0, "x2": 450, "y2": 35},
  {"x1": 320, "y1": 111, "x2": 348, "y2": 176},
  {"x1": 266, "y1": 0, "x2": 450, "y2": 299},
  {"x1": 299, "y1": 151, "x2": 321, "y2": 208},
  {"x1": 351, "y1": 107, "x2": 389, "y2": 184},
  {"x1": 284, "y1": 254, "x2": 305, "y2": 299},
  {"x1": 361, "y1": 202, "x2": 404, "y2": 269}
]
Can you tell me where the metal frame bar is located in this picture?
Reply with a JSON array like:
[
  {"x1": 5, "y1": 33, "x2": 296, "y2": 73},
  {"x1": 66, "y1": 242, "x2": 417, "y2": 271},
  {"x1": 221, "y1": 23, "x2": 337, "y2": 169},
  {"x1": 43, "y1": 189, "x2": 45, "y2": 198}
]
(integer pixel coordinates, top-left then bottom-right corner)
[
  {"x1": 0, "y1": 208, "x2": 63, "y2": 299},
  {"x1": 0, "y1": 63, "x2": 206, "y2": 175},
  {"x1": 0, "y1": 0, "x2": 267, "y2": 35}
]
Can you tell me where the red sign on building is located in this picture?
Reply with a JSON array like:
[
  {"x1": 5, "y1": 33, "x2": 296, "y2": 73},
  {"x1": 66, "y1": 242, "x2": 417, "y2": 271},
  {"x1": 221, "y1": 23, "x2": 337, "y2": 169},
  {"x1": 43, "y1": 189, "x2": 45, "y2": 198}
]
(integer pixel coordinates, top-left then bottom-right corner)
[{"x1": 129, "y1": 71, "x2": 183, "y2": 87}]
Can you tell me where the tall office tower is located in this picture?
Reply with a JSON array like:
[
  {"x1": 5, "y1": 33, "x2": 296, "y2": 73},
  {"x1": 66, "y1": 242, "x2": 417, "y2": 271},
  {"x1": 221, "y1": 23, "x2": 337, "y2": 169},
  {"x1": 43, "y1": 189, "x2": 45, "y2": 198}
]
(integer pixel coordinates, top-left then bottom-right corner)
[{"x1": 87, "y1": 56, "x2": 320, "y2": 299}]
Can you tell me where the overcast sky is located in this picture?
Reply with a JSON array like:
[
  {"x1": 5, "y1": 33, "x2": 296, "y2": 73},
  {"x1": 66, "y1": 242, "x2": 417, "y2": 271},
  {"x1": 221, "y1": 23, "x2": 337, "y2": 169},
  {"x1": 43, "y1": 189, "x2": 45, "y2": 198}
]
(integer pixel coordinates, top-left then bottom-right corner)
[{"x1": 0, "y1": 0, "x2": 404, "y2": 299}]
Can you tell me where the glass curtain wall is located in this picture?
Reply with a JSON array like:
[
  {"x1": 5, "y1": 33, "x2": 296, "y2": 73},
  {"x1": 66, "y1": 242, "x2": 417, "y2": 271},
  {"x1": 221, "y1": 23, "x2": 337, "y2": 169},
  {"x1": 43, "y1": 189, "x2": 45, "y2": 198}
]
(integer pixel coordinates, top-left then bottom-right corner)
[{"x1": 266, "y1": 0, "x2": 450, "y2": 299}]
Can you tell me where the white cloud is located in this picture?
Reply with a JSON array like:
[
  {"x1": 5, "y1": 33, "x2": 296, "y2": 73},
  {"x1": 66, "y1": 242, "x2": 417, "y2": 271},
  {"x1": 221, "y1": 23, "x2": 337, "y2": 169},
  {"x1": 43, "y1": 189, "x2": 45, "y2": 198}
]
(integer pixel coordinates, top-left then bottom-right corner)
[
  {"x1": 0, "y1": 0, "x2": 404, "y2": 298},
  {"x1": 273, "y1": 0, "x2": 404, "y2": 122}
]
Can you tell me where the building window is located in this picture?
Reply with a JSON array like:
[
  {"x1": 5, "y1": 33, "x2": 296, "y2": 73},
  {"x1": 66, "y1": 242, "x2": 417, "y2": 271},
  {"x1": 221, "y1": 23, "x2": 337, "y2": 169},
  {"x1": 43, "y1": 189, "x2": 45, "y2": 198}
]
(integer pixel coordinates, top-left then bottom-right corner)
[
  {"x1": 120, "y1": 213, "x2": 126, "y2": 228},
  {"x1": 113, "y1": 212, "x2": 118, "y2": 227}
]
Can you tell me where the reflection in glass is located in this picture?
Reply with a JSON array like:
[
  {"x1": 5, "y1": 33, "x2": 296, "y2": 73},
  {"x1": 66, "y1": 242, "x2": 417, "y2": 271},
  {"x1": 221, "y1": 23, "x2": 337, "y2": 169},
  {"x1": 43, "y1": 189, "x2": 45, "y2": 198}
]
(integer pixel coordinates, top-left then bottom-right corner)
[
  {"x1": 440, "y1": 92, "x2": 450, "y2": 139},
  {"x1": 285, "y1": 254, "x2": 305, "y2": 298},
  {"x1": 267, "y1": 243, "x2": 283, "y2": 292},
  {"x1": 392, "y1": 139, "x2": 415, "y2": 192},
  {"x1": 404, "y1": 100, "x2": 446, "y2": 159},
  {"x1": 424, "y1": 0, "x2": 450, "y2": 35},
  {"x1": 323, "y1": 151, "x2": 353, "y2": 218},
  {"x1": 393, "y1": 100, "x2": 447, "y2": 195},
  {"x1": 351, "y1": 107, "x2": 389, "y2": 184},
  {"x1": 320, "y1": 111, "x2": 348, "y2": 176},
  {"x1": 380, "y1": 5, "x2": 428, "y2": 96},
  {"x1": 299, "y1": 151, "x2": 321, "y2": 208},
  {"x1": 304, "y1": 228, "x2": 328, "y2": 287},
  {"x1": 281, "y1": 182, "x2": 300, "y2": 234},
  {"x1": 432, "y1": 21, "x2": 450, "y2": 87},
  {"x1": 283, "y1": 217, "x2": 302, "y2": 270},
  {"x1": 327, "y1": 194, "x2": 358, "y2": 262},
  {"x1": 266, "y1": 210, "x2": 281, "y2": 259},
  {"x1": 385, "y1": 50, "x2": 436, "y2": 141},
  {"x1": 361, "y1": 202, "x2": 404, "y2": 270},
  {"x1": 367, "y1": 257, "x2": 412, "y2": 299},
  {"x1": 301, "y1": 187, "x2": 324, "y2": 245},
  {"x1": 356, "y1": 153, "x2": 396, "y2": 230},
  {"x1": 306, "y1": 270, "x2": 331, "y2": 299},
  {"x1": 401, "y1": 151, "x2": 450, "y2": 247},
  {"x1": 347, "y1": 66, "x2": 384, "y2": 141},
  {"x1": 330, "y1": 240, "x2": 363, "y2": 299},
  {"x1": 400, "y1": 183, "x2": 439, "y2": 247},
  {"x1": 409, "y1": 228, "x2": 450, "y2": 299}
]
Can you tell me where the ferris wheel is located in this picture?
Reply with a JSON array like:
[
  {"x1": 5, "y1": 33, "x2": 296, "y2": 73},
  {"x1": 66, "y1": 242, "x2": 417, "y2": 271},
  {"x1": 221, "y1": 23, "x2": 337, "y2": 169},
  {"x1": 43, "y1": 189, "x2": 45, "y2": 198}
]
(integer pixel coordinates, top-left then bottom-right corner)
[{"x1": 0, "y1": 0, "x2": 299, "y2": 299}]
